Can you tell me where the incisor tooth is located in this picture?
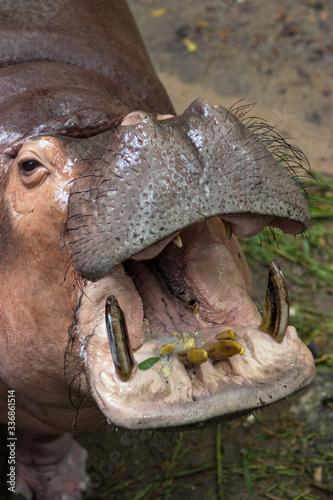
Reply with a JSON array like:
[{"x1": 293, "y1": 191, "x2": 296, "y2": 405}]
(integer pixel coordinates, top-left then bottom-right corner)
[
  {"x1": 259, "y1": 260, "x2": 289, "y2": 343},
  {"x1": 105, "y1": 295, "x2": 135, "y2": 382}
]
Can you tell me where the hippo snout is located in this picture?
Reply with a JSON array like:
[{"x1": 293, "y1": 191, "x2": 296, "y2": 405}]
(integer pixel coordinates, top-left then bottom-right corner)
[{"x1": 65, "y1": 99, "x2": 310, "y2": 281}]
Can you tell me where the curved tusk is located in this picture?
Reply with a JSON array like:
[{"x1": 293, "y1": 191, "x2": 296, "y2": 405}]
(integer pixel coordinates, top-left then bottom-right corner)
[
  {"x1": 259, "y1": 260, "x2": 289, "y2": 343},
  {"x1": 105, "y1": 295, "x2": 135, "y2": 382}
]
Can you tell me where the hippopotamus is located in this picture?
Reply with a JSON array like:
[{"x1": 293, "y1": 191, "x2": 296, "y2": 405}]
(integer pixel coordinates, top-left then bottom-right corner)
[{"x1": 0, "y1": 0, "x2": 315, "y2": 498}]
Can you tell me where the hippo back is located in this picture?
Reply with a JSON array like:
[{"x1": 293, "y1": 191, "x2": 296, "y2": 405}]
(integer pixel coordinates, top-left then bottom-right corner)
[{"x1": 0, "y1": 0, "x2": 174, "y2": 153}]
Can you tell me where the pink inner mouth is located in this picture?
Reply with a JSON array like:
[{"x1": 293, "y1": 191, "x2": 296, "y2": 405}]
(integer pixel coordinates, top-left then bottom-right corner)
[{"x1": 125, "y1": 219, "x2": 261, "y2": 343}]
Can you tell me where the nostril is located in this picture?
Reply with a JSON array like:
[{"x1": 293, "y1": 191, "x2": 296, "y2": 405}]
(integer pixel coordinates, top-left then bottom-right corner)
[{"x1": 121, "y1": 111, "x2": 146, "y2": 126}]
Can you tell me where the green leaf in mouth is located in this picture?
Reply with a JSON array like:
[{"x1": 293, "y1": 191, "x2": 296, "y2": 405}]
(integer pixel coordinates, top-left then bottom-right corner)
[{"x1": 138, "y1": 357, "x2": 160, "y2": 370}]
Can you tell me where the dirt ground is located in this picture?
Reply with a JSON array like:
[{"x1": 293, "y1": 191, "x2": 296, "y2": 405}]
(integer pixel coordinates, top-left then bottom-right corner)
[
  {"x1": 76, "y1": 2, "x2": 333, "y2": 500},
  {"x1": 130, "y1": 0, "x2": 333, "y2": 179},
  {"x1": 2, "y1": 1, "x2": 333, "y2": 500}
]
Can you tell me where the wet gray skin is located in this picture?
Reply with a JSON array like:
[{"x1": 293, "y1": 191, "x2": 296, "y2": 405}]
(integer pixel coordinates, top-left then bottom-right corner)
[
  {"x1": 64, "y1": 98, "x2": 315, "y2": 430},
  {"x1": 66, "y1": 99, "x2": 310, "y2": 279}
]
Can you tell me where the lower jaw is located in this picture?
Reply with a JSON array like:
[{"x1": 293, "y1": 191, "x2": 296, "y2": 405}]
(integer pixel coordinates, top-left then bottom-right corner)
[
  {"x1": 89, "y1": 323, "x2": 315, "y2": 430},
  {"x1": 76, "y1": 218, "x2": 315, "y2": 430}
]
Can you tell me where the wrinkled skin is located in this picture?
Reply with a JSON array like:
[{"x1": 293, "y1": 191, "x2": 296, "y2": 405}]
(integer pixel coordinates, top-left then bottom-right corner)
[{"x1": 0, "y1": 1, "x2": 315, "y2": 499}]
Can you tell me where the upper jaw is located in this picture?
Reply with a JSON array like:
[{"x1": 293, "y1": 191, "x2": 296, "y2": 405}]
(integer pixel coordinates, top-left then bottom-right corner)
[
  {"x1": 74, "y1": 217, "x2": 315, "y2": 430},
  {"x1": 65, "y1": 98, "x2": 311, "y2": 281}
]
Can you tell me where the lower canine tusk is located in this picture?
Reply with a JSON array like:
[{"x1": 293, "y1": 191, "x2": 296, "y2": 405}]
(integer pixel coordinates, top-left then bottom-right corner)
[
  {"x1": 259, "y1": 260, "x2": 289, "y2": 343},
  {"x1": 105, "y1": 295, "x2": 135, "y2": 381}
]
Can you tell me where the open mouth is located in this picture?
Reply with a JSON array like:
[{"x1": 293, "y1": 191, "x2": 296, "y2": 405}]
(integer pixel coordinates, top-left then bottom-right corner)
[
  {"x1": 67, "y1": 99, "x2": 315, "y2": 430},
  {"x1": 110, "y1": 218, "x2": 287, "y2": 380},
  {"x1": 77, "y1": 216, "x2": 315, "y2": 430}
]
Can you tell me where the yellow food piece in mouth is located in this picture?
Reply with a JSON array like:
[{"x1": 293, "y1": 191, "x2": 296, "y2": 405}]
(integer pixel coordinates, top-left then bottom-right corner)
[
  {"x1": 179, "y1": 347, "x2": 208, "y2": 367},
  {"x1": 203, "y1": 339, "x2": 244, "y2": 360},
  {"x1": 215, "y1": 330, "x2": 236, "y2": 340},
  {"x1": 159, "y1": 343, "x2": 176, "y2": 356}
]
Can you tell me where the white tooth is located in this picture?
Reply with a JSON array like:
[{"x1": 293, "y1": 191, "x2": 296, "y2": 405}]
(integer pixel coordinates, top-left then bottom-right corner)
[
  {"x1": 172, "y1": 234, "x2": 183, "y2": 248},
  {"x1": 259, "y1": 260, "x2": 289, "y2": 343}
]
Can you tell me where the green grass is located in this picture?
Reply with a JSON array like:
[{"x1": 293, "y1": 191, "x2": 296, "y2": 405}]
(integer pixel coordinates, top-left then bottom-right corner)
[{"x1": 86, "y1": 411, "x2": 333, "y2": 500}]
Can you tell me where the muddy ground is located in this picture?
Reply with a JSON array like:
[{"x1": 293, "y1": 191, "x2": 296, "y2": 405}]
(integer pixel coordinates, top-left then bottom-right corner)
[
  {"x1": 2, "y1": 1, "x2": 333, "y2": 499},
  {"x1": 76, "y1": 1, "x2": 333, "y2": 500}
]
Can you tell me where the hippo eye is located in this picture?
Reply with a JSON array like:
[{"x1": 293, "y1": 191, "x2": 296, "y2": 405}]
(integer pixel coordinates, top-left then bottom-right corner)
[
  {"x1": 19, "y1": 157, "x2": 49, "y2": 187},
  {"x1": 21, "y1": 160, "x2": 41, "y2": 173}
]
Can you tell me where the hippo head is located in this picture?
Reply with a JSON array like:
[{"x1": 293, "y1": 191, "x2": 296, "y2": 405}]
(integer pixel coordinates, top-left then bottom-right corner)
[{"x1": 0, "y1": 97, "x2": 314, "y2": 433}]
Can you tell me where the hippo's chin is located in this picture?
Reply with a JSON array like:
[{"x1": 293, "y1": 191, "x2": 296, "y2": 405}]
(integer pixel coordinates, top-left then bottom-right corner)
[{"x1": 76, "y1": 216, "x2": 315, "y2": 430}]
